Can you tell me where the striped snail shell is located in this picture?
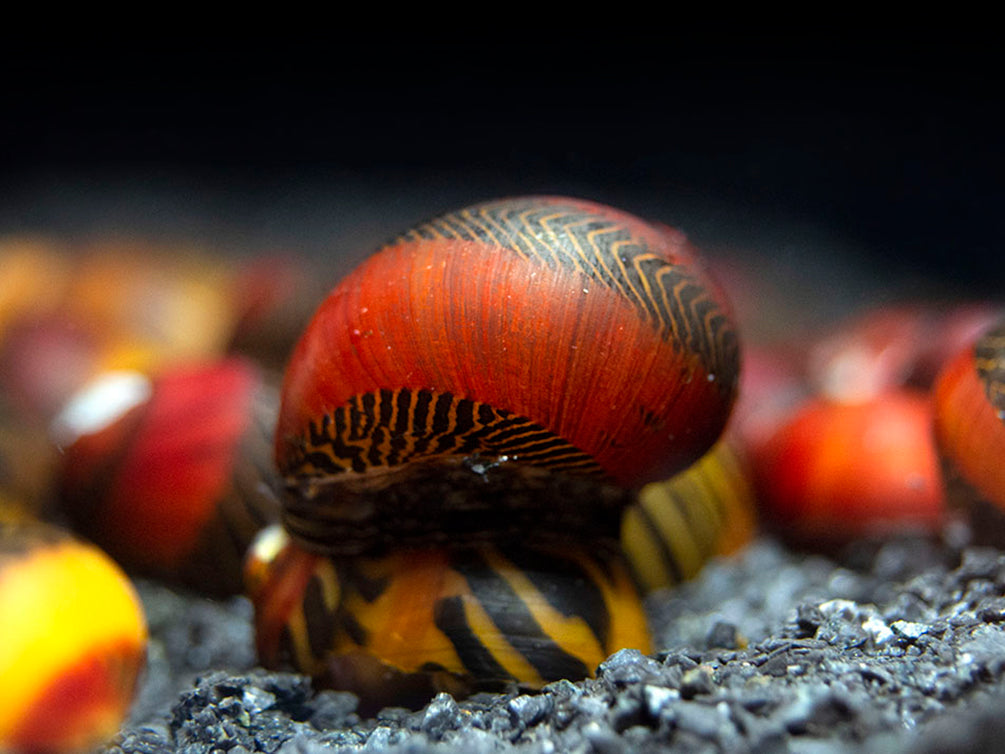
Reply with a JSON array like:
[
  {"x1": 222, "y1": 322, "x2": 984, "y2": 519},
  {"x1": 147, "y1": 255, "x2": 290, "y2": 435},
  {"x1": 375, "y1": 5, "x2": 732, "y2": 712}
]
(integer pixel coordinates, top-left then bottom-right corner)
[
  {"x1": 934, "y1": 317, "x2": 1005, "y2": 542},
  {"x1": 245, "y1": 525, "x2": 650, "y2": 713},
  {"x1": 621, "y1": 436, "x2": 757, "y2": 594},
  {"x1": 276, "y1": 196, "x2": 739, "y2": 554}
]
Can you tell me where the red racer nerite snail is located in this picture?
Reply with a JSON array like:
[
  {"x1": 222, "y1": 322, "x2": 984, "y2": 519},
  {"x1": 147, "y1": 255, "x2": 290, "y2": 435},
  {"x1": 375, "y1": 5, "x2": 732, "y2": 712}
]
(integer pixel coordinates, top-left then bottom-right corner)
[
  {"x1": 248, "y1": 196, "x2": 745, "y2": 703},
  {"x1": 934, "y1": 317, "x2": 1005, "y2": 542},
  {"x1": 1, "y1": 198, "x2": 749, "y2": 727},
  {"x1": 54, "y1": 358, "x2": 280, "y2": 595},
  {"x1": 274, "y1": 196, "x2": 740, "y2": 555}
]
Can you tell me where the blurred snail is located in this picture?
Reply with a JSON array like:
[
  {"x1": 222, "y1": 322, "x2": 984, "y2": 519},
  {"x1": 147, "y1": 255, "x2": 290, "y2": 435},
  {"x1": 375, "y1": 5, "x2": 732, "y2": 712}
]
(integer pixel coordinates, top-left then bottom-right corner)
[
  {"x1": 55, "y1": 358, "x2": 281, "y2": 595},
  {"x1": 736, "y1": 301, "x2": 1005, "y2": 549},
  {"x1": 753, "y1": 391, "x2": 945, "y2": 548},
  {"x1": 0, "y1": 239, "x2": 317, "y2": 424},
  {"x1": 245, "y1": 524, "x2": 650, "y2": 713},
  {"x1": 934, "y1": 317, "x2": 1005, "y2": 543},
  {"x1": 275, "y1": 196, "x2": 740, "y2": 555},
  {"x1": 807, "y1": 302, "x2": 1002, "y2": 404},
  {"x1": 0, "y1": 517, "x2": 147, "y2": 753}
]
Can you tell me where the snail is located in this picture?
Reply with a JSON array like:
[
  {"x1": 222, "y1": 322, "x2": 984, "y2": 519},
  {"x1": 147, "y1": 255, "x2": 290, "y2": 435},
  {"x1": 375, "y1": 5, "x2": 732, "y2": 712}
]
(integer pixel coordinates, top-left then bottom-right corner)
[
  {"x1": 933, "y1": 317, "x2": 1005, "y2": 543},
  {"x1": 5, "y1": 197, "x2": 747, "y2": 723},
  {"x1": 0, "y1": 517, "x2": 147, "y2": 753},
  {"x1": 243, "y1": 196, "x2": 748, "y2": 706},
  {"x1": 55, "y1": 358, "x2": 281, "y2": 595},
  {"x1": 753, "y1": 390, "x2": 945, "y2": 547},
  {"x1": 0, "y1": 239, "x2": 317, "y2": 425},
  {"x1": 275, "y1": 196, "x2": 740, "y2": 555},
  {"x1": 245, "y1": 524, "x2": 650, "y2": 713}
]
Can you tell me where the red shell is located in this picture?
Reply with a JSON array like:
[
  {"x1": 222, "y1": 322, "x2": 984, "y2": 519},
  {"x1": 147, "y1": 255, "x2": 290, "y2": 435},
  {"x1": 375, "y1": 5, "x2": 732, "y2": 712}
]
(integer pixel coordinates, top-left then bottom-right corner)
[
  {"x1": 755, "y1": 391, "x2": 945, "y2": 546},
  {"x1": 933, "y1": 320, "x2": 1005, "y2": 520},
  {"x1": 276, "y1": 196, "x2": 739, "y2": 491},
  {"x1": 57, "y1": 358, "x2": 278, "y2": 594}
]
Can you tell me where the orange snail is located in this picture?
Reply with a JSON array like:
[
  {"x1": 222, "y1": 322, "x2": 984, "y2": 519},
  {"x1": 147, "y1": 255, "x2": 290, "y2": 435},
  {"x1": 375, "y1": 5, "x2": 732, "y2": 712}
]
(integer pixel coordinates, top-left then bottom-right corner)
[
  {"x1": 249, "y1": 195, "x2": 744, "y2": 702},
  {"x1": 748, "y1": 302, "x2": 1005, "y2": 549},
  {"x1": 0, "y1": 517, "x2": 147, "y2": 754},
  {"x1": 934, "y1": 317, "x2": 1005, "y2": 542}
]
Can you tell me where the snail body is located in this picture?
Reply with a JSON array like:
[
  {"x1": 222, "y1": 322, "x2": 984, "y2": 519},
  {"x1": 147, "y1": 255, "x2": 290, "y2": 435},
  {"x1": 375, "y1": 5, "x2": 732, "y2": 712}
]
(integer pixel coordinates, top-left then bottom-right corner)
[
  {"x1": 0, "y1": 518, "x2": 147, "y2": 753},
  {"x1": 276, "y1": 196, "x2": 739, "y2": 554},
  {"x1": 245, "y1": 525, "x2": 649, "y2": 712}
]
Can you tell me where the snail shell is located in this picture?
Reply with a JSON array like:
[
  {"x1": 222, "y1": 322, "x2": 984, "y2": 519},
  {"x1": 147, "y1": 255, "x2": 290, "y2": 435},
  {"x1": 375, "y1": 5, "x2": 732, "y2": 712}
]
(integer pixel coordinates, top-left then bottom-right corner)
[
  {"x1": 934, "y1": 317, "x2": 1005, "y2": 541},
  {"x1": 245, "y1": 525, "x2": 649, "y2": 712},
  {"x1": 754, "y1": 390, "x2": 945, "y2": 547},
  {"x1": 56, "y1": 358, "x2": 281, "y2": 595},
  {"x1": 621, "y1": 436, "x2": 757, "y2": 594},
  {"x1": 276, "y1": 196, "x2": 739, "y2": 554},
  {"x1": 0, "y1": 518, "x2": 147, "y2": 753}
]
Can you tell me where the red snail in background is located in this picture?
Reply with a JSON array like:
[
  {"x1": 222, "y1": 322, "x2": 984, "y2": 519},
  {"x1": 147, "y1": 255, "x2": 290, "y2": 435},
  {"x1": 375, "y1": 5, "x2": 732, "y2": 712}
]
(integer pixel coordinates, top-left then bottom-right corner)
[
  {"x1": 275, "y1": 195, "x2": 740, "y2": 555},
  {"x1": 250, "y1": 195, "x2": 745, "y2": 701},
  {"x1": 753, "y1": 391, "x2": 945, "y2": 547},
  {"x1": 0, "y1": 238, "x2": 324, "y2": 597},
  {"x1": 934, "y1": 317, "x2": 1005, "y2": 543},
  {"x1": 54, "y1": 358, "x2": 281, "y2": 596},
  {"x1": 746, "y1": 302, "x2": 1005, "y2": 548},
  {"x1": 0, "y1": 517, "x2": 147, "y2": 754}
]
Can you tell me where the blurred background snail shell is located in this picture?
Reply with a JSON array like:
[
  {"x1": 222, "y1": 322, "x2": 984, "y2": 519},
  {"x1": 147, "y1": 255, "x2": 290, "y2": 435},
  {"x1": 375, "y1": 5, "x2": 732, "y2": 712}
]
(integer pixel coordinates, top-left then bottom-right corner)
[
  {"x1": 0, "y1": 518, "x2": 147, "y2": 753},
  {"x1": 934, "y1": 317, "x2": 1005, "y2": 543},
  {"x1": 245, "y1": 525, "x2": 650, "y2": 713},
  {"x1": 752, "y1": 390, "x2": 945, "y2": 548},
  {"x1": 275, "y1": 196, "x2": 740, "y2": 555},
  {"x1": 55, "y1": 358, "x2": 281, "y2": 595}
]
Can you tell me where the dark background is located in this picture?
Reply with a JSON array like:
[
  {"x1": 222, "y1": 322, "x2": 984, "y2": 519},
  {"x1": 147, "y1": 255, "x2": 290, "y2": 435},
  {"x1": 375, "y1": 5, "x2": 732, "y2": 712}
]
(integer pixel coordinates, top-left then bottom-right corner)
[{"x1": 2, "y1": 33, "x2": 1002, "y2": 297}]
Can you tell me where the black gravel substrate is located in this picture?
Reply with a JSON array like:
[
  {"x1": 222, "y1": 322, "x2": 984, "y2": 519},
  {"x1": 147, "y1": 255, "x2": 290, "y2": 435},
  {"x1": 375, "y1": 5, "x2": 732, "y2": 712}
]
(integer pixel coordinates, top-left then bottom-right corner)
[{"x1": 104, "y1": 532, "x2": 1005, "y2": 753}]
